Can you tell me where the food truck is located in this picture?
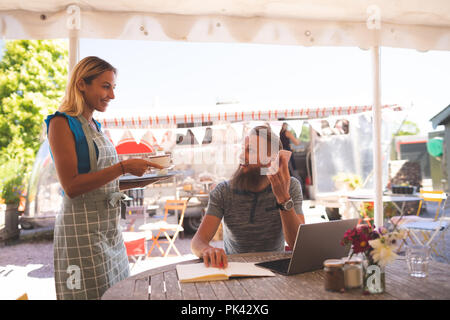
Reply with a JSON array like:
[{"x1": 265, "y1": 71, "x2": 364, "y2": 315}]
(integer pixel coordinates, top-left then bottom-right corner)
[{"x1": 20, "y1": 104, "x2": 403, "y2": 232}]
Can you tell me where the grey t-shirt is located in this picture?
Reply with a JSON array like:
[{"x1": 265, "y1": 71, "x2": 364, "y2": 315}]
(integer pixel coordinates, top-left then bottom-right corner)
[{"x1": 206, "y1": 177, "x2": 303, "y2": 254}]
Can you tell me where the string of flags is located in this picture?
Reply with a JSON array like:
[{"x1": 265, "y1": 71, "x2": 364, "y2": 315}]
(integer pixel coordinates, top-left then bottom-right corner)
[{"x1": 99, "y1": 105, "x2": 401, "y2": 147}]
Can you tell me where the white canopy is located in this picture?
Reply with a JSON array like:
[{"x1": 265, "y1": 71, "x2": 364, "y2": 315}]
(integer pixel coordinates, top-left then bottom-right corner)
[
  {"x1": 2, "y1": 1, "x2": 448, "y2": 227},
  {"x1": 1, "y1": 0, "x2": 449, "y2": 51}
]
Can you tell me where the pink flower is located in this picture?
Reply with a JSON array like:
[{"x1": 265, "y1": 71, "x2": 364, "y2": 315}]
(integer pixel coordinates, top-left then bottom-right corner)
[
  {"x1": 341, "y1": 224, "x2": 377, "y2": 254},
  {"x1": 352, "y1": 231, "x2": 371, "y2": 253}
]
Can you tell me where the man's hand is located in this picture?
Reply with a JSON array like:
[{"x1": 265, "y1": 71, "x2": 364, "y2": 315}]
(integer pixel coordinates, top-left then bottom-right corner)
[
  {"x1": 201, "y1": 247, "x2": 228, "y2": 269},
  {"x1": 267, "y1": 150, "x2": 292, "y2": 204}
]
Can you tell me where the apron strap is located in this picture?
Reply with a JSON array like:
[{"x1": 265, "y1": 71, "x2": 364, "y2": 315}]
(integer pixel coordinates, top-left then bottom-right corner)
[{"x1": 77, "y1": 115, "x2": 98, "y2": 173}]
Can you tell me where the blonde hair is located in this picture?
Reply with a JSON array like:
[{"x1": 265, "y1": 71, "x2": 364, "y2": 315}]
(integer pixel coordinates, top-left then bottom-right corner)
[{"x1": 59, "y1": 56, "x2": 116, "y2": 116}]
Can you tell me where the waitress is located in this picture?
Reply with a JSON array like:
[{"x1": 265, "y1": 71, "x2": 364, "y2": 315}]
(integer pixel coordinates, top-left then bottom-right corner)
[{"x1": 46, "y1": 56, "x2": 162, "y2": 300}]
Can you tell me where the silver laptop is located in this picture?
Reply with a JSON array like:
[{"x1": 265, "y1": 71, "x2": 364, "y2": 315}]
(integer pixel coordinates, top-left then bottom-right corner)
[{"x1": 255, "y1": 219, "x2": 359, "y2": 275}]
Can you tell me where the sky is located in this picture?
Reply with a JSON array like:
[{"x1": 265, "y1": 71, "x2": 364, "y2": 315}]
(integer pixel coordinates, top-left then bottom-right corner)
[{"x1": 1, "y1": 39, "x2": 449, "y2": 133}]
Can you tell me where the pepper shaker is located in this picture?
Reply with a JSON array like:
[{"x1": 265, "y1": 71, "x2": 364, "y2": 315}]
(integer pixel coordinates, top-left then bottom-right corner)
[{"x1": 323, "y1": 259, "x2": 345, "y2": 292}]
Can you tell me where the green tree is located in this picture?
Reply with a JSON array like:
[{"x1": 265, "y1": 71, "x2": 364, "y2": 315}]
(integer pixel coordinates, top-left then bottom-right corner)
[
  {"x1": 390, "y1": 119, "x2": 421, "y2": 160},
  {"x1": 394, "y1": 120, "x2": 420, "y2": 136},
  {"x1": 0, "y1": 40, "x2": 68, "y2": 205}
]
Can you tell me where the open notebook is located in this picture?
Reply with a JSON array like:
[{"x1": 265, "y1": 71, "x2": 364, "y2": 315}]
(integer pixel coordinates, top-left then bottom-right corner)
[{"x1": 176, "y1": 262, "x2": 275, "y2": 283}]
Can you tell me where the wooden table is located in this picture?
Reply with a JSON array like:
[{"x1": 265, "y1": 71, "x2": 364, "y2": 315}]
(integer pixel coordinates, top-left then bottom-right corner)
[{"x1": 102, "y1": 251, "x2": 450, "y2": 300}]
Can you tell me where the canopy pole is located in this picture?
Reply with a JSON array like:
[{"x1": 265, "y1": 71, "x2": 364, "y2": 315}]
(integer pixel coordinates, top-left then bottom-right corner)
[
  {"x1": 69, "y1": 30, "x2": 79, "y2": 74},
  {"x1": 372, "y1": 45, "x2": 383, "y2": 228}
]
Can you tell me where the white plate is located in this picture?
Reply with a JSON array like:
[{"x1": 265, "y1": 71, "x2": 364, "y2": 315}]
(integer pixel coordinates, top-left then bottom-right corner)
[{"x1": 119, "y1": 171, "x2": 177, "y2": 183}]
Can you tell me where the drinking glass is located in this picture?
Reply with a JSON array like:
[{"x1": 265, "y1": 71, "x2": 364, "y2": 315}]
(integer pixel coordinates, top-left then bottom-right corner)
[{"x1": 406, "y1": 245, "x2": 431, "y2": 278}]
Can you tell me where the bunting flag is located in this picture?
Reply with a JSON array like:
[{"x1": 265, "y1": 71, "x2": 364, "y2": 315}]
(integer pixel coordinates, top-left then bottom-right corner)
[
  {"x1": 326, "y1": 118, "x2": 337, "y2": 129},
  {"x1": 151, "y1": 128, "x2": 168, "y2": 145},
  {"x1": 269, "y1": 121, "x2": 284, "y2": 135},
  {"x1": 284, "y1": 119, "x2": 304, "y2": 137},
  {"x1": 98, "y1": 105, "x2": 400, "y2": 129},
  {"x1": 106, "y1": 129, "x2": 125, "y2": 146},
  {"x1": 308, "y1": 119, "x2": 324, "y2": 136},
  {"x1": 129, "y1": 129, "x2": 149, "y2": 145},
  {"x1": 101, "y1": 105, "x2": 403, "y2": 148},
  {"x1": 103, "y1": 129, "x2": 113, "y2": 144},
  {"x1": 159, "y1": 130, "x2": 176, "y2": 150},
  {"x1": 141, "y1": 130, "x2": 157, "y2": 146},
  {"x1": 190, "y1": 126, "x2": 207, "y2": 144}
]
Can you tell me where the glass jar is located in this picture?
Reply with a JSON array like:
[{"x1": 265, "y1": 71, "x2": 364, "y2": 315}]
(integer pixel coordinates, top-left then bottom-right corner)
[
  {"x1": 323, "y1": 259, "x2": 345, "y2": 292},
  {"x1": 343, "y1": 257, "x2": 363, "y2": 289}
]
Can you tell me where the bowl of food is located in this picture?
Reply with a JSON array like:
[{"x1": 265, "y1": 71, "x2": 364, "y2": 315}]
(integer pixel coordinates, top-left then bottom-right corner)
[{"x1": 148, "y1": 154, "x2": 171, "y2": 168}]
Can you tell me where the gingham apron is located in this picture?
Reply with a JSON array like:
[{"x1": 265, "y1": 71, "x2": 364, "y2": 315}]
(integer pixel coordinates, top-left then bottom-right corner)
[{"x1": 53, "y1": 115, "x2": 129, "y2": 300}]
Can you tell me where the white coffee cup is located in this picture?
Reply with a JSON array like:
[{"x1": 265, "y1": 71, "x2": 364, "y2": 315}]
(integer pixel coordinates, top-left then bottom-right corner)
[{"x1": 149, "y1": 154, "x2": 171, "y2": 168}]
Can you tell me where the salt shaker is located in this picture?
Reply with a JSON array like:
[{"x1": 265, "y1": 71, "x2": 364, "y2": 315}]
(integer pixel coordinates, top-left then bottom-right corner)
[{"x1": 343, "y1": 257, "x2": 363, "y2": 289}]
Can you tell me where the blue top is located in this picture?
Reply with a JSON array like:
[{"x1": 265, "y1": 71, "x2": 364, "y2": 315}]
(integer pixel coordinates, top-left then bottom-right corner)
[{"x1": 45, "y1": 111, "x2": 100, "y2": 174}]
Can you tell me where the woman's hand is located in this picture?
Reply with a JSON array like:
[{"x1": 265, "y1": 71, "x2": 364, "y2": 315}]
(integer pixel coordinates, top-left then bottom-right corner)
[
  {"x1": 122, "y1": 159, "x2": 163, "y2": 176},
  {"x1": 267, "y1": 150, "x2": 292, "y2": 204},
  {"x1": 201, "y1": 247, "x2": 228, "y2": 269}
]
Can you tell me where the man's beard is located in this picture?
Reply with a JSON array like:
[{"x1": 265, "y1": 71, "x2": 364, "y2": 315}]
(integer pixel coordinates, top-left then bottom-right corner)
[{"x1": 230, "y1": 165, "x2": 268, "y2": 192}]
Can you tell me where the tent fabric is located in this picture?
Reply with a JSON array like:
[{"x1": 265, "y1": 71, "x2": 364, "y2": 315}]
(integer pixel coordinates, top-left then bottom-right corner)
[
  {"x1": 1, "y1": 1, "x2": 445, "y2": 228},
  {"x1": 1, "y1": 0, "x2": 449, "y2": 51},
  {"x1": 97, "y1": 104, "x2": 400, "y2": 129}
]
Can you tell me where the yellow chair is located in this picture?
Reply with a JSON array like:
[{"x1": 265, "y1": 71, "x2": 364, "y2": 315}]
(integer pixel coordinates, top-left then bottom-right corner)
[
  {"x1": 16, "y1": 293, "x2": 28, "y2": 300},
  {"x1": 416, "y1": 190, "x2": 444, "y2": 220}
]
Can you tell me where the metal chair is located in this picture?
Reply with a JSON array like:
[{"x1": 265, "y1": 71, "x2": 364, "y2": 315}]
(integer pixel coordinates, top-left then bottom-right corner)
[
  {"x1": 416, "y1": 190, "x2": 445, "y2": 219},
  {"x1": 399, "y1": 193, "x2": 449, "y2": 261},
  {"x1": 138, "y1": 199, "x2": 187, "y2": 257},
  {"x1": 122, "y1": 231, "x2": 152, "y2": 269}
]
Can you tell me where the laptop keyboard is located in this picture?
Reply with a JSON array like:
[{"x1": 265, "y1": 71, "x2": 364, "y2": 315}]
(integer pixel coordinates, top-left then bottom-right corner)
[{"x1": 256, "y1": 258, "x2": 291, "y2": 273}]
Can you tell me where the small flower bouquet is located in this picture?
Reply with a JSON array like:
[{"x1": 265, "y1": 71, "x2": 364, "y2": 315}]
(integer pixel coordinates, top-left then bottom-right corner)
[
  {"x1": 341, "y1": 224, "x2": 406, "y2": 293},
  {"x1": 332, "y1": 173, "x2": 362, "y2": 191},
  {"x1": 360, "y1": 201, "x2": 398, "y2": 220}
]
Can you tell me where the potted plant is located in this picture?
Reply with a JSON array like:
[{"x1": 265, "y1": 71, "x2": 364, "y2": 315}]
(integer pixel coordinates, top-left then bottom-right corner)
[
  {"x1": 360, "y1": 201, "x2": 398, "y2": 225},
  {"x1": 333, "y1": 172, "x2": 363, "y2": 191},
  {"x1": 0, "y1": 159, "x2": 26, "y2": 241}
]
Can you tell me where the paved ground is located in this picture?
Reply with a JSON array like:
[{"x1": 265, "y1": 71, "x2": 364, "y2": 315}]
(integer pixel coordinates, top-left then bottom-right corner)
[
  {"x1": 0, "y1": 231, "x2": 220, "y2": 300},
  {"x1": 0, "y1": 202, "x2": 448, "y2": 300}
]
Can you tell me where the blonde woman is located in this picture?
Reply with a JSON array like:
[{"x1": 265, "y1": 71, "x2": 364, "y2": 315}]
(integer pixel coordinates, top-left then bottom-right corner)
[{"x1": 46, "y1": 56, "x2": 162, "y2": 300}]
